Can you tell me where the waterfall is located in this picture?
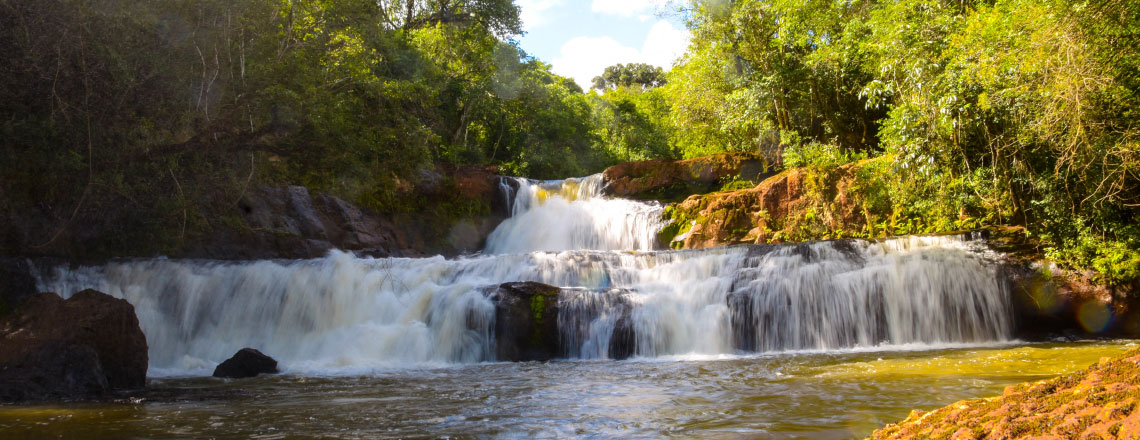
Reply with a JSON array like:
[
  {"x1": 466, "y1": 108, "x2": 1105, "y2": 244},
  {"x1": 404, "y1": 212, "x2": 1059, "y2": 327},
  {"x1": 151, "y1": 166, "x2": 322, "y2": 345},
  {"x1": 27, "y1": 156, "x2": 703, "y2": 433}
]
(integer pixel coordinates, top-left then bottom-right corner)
[
  {"x1": 484, "y1": 175, "x2": 667, "y2": 254},
  {"x1": 32, "y1": 175, "x2": 1015, "y2": 373}
]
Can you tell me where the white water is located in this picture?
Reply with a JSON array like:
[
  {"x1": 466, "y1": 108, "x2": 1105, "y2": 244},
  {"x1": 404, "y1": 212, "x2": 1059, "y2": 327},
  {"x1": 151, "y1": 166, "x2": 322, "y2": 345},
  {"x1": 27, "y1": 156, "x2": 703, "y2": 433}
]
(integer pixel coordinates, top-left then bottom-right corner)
[
  {"x1": 485, "y1": 175, "x2": 666, "y2": 254},
  {"x1": 33, "y1": 176, "x2": 1014, "y2": 374}
]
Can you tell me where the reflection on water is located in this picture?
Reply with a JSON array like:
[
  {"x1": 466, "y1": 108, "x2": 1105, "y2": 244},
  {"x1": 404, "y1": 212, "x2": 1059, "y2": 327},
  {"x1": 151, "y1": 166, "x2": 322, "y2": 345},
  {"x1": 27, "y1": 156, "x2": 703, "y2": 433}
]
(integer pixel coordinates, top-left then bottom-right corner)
[{"x1": 0, "y1": 341, "x2": 1132, "y2": 439}]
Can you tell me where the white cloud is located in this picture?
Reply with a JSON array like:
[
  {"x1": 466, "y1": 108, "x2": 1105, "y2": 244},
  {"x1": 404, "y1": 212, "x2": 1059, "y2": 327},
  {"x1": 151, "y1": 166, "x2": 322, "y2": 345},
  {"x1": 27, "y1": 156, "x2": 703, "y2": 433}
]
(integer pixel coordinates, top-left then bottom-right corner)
[
  {"x1": 517, "y1": 0, "x2": 564, "y2": 31},
  {"x1": 551, "y1": 20, "x2": 691, "y2": 90},
  {"x1": 641, "y1": 20, "x2": 690, "y2": 67},
  {"x1": 591, "y1": 0, "x2": 659, "y2": 17}
]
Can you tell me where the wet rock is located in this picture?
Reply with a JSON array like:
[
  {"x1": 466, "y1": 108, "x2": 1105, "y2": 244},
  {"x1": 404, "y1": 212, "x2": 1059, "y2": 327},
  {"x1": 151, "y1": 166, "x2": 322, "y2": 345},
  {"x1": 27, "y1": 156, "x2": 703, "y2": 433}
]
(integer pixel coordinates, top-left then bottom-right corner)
[
  {"x1": 212, "y1": 348, "x2": 279, "y2": 379},
  {"x1": 872, "y1": 348, "x2": 1140, "y2": 439},
  {"x1": 485, "y1": 282, "x2": 562, "y2": 362},
  {"x1": 559, "y1": 288, "x2": 638, "y2": 360},
  {"x1": 603, "y1": 152, "x2": 770, "y2": 201},
  {"x1": 0, "y1": 290, "x2": 148, "y2": 401}
]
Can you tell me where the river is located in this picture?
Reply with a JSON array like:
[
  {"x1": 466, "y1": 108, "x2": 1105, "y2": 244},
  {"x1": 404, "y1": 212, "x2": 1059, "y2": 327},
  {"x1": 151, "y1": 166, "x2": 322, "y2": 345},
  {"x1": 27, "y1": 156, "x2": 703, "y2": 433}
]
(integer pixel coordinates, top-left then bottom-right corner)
[{"x1": 4, "y1": 174, "x2": 1130, "y2": 438}]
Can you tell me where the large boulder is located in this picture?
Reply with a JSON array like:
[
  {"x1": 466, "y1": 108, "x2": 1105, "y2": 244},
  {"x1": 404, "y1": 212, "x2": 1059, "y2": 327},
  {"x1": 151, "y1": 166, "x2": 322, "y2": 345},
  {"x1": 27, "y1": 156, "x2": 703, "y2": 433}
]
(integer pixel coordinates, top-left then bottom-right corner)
[
  {"x1": 485, "y1": 282, "x2": 563, "y2": 362},
  {"x1": 602, "y1": 153, "x2": 770, "y2": 201},
  {"x1": 0, "y1": 289, "x2": 148, "y2": 401},
  {"x1": 212, "y1": 348, "x2": 279, "y2": 379}
]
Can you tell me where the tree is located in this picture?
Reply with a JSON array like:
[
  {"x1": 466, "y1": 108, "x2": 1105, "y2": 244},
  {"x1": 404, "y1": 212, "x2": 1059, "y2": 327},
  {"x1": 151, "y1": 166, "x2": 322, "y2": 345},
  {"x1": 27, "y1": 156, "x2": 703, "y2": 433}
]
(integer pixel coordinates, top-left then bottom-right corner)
[{"x1": 591, "y1": 63, "x2": 668, "y2": 91}]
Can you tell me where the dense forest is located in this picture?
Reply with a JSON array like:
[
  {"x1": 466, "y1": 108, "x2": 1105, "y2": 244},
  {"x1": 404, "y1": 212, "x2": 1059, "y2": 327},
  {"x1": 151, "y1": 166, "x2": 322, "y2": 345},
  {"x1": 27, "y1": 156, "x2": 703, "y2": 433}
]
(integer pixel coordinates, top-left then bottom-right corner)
[{"x1": 1, "y1": 0, "x2": 1137, "y2": 283}]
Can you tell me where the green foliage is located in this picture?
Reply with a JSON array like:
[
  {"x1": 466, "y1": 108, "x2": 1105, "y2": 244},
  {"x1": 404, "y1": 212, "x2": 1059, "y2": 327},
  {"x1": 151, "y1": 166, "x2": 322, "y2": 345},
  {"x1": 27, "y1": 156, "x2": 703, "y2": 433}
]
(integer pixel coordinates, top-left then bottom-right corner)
[
  {"x1": 589, "y1": 87, "x2": 677, "y2": 162},
  {"x1": 0, "y1": 0, "x2": 618, "y2": 257},
  {"x1": 591, "y1": 63, "x2": 668, "y2": 91},
  {"x1": 782, "y1": 142, "x2": 868, "y2": 169},
  {"x1": 665, "y1": 0, "x2": 1139, "y2": 283}
]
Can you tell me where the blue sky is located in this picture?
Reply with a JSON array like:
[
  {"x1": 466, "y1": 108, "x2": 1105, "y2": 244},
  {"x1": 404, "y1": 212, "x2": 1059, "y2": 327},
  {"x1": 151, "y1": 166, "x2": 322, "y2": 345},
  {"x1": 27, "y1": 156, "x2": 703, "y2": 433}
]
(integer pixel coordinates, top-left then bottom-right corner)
[{"x1": 514, "y1": 0, "x2": 692, "y2": 90}]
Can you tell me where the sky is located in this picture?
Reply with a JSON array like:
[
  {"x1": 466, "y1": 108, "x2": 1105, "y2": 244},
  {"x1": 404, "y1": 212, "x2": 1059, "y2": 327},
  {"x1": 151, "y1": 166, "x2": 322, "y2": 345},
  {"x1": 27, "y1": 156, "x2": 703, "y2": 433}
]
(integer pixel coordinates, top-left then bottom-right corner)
[{"x1": 514, "y1": 0, "x2": 692, "y2": 91}]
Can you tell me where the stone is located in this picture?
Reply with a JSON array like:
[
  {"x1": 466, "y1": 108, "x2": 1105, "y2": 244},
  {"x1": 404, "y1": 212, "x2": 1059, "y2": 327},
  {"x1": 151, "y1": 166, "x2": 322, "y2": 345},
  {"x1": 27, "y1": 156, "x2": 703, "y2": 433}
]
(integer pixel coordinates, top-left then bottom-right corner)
[
  {"x1": 0, "y1": 258, "x2": 37, "y2": 315},
  {"x1": 0, "y1": 290, "x2": 148, "y2": 401},
  {"x1": 485, "y1": 282, "x2": 562, "y2": 362},
  {"x1": 212, "y1": 348, "x2": 279, "y2": 379},
  {"x1": 602, "y1": 152, "x2": 770, "y2": 201}
]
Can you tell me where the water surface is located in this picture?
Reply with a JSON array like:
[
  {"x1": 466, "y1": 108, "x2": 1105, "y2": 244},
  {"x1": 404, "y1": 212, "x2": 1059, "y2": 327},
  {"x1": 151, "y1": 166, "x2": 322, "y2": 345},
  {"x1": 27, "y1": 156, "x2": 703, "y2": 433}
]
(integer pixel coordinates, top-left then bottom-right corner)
[{"x1": 1, "y1": 341, "x2": 1130, "y2": 439}]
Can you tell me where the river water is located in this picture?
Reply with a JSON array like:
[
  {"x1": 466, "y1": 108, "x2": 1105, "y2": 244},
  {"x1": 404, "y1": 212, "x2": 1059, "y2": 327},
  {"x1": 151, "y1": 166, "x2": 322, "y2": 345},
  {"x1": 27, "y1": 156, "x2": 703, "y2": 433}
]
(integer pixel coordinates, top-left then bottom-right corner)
[
  {"x1": 0, "y1": 342, "x2": 1133, "y2": 438},
  {"x1": 5, "y1": 175, "x2": 1133, "y2": 438}
]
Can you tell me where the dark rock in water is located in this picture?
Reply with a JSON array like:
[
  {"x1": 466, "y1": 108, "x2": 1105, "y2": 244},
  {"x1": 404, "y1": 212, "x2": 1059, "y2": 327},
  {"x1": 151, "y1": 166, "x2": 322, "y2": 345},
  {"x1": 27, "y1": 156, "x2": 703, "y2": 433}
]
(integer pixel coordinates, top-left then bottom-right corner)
[
  {"x1": 0, "y1": 258, "x2": 37, "y2": 315},
  {"x1": 485, "y1": 282, "x2": 563, "y2": 362},
  {"x1": 212, "y1": 348, "x2": 279, "y2": 378},
  {"x1": 0, "y1": 290, "x2": 149, "y2": 401}
]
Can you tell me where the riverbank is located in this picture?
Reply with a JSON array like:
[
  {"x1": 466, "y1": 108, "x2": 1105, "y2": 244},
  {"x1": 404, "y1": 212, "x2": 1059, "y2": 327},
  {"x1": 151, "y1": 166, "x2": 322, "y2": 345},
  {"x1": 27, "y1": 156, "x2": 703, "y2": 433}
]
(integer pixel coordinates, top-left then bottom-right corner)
[{"x1": 872, "y1": 346, "x2": 1140, "y2": 439}]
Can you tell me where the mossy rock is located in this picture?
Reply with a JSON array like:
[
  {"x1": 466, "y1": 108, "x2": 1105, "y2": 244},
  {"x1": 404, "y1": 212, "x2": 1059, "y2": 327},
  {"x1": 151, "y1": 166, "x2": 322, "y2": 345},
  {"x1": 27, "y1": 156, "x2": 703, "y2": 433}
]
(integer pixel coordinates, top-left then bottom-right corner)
[{"x1": 486, "y1": 282, "x2": 563, "y2": 361}]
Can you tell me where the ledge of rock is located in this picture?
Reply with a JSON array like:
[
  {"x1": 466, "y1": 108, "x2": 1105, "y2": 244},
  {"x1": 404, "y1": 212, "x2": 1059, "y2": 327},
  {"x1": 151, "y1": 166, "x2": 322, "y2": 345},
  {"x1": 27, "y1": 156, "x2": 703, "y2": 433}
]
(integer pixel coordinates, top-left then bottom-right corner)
[
  {"x1": 602, "y1": 153, "x2": 770, "y2": 201},
  {"x1": 871, "y1": 348, "x2": 1140, "y2": 439},
  {"x1": 212, "y1": 348, "x2": 279, "y2": 379},
  {"x1": 0, "y1": 289, "x2": 148, "y2": 402}
]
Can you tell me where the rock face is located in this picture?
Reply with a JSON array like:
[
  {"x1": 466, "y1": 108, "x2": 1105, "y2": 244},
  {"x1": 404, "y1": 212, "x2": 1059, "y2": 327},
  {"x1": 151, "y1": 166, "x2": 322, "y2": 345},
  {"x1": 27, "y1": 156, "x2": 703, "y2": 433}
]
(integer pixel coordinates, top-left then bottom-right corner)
[
  {"x1": 0, "y1": 290, "x2": 148, "y2": 401},
  {"x1": 204, "y1": 185, "x2": 409, "y2": 259},
  {"x1": 603, "y1": 153, "x2": 771, "y2": 201},
  {"x1": 212, "y1": 348, "x2": 279, "y2": 379},
  {"x1": 4, "y1": 164, "x2": 510, "y2": 261},
  {"x1": 661, "y1": 161, "x2": 872, "y2": 249},
  {"x1": 1003, "y1": 263, "x2": 1140, "y2": 339},
  {"x1": 485, "y1": 282, "x2": 563, "y2": 362},
  {"x1": 871, "y1": 348, "x2": 1140, "y2": 439},
  {"x1": 0, "y1": 258, "x2": 37, "y2": 315}
]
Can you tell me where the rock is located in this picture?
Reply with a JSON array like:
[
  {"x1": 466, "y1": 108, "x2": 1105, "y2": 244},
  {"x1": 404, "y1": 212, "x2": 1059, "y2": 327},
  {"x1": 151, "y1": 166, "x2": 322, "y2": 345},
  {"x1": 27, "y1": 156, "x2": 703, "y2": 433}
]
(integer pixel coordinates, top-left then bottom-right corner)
[
  {"x1": 215, "y1": 185, "x2": 408, "y2": 259},
  {"x1": 661, "y1": 159, "x2": 874, "y2": 249},
  {"x1": 560, "y1": 287, "x2": 639, "y2": 360},
  {"x1": 209, "y1": 164, "x2": 509, "y2": 259},
  {"x1": 871, "y1": 348, "x2": 1140, "y2": 439},
  {"x1": 212, "y1": 348, "x2": 279, "y2": 379},
  {"x1": 0, "y1": 258, "x2": 37, "y2": 315},
  {"x1": 485, "y1": 282, "x2": 563, "y2": 361},
  {"x1": 602, "y1": 152, "x2": 770, "y2": 201},
  {"x1": 0, "y1": 290, "x2": 148, "y2": 401}
]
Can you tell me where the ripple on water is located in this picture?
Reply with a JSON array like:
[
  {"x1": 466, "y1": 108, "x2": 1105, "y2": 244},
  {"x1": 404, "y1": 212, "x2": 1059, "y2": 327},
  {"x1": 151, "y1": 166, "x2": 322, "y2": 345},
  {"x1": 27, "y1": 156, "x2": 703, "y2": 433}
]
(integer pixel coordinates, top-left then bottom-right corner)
[{"x1": 0, "y1": 340, "x2": 1134, "y2": 439}]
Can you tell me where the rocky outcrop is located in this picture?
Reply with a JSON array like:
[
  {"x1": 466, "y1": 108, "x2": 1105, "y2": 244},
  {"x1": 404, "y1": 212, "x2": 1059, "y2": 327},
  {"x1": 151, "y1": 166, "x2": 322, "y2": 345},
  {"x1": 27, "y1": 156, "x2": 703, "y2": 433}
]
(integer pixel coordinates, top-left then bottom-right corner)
[
  {"x1": 212, "y1": 348, "x2": 279, "y2": 379},
  {"x1": 3, "y1": 164, "x2": 511, "y2": 261},
  {"x1": 201, "y1": 185, "x2": 408, "y2": 259},
  {"x1": 0, "y1": 258, "x2": 37, "y2": 315},
  {"x1": 0, "y1": 289, "x2": 148, "y2": 401},
  {"x1": 194, "y1": 164, "x2": 510, "y2": 259},
  {"x1": 871, "y1": 348, "x2": 1140, "y2": 439},
  {"x1": 603, "y1": 153, "x2": 771, "y2": 201},
  {"x1": 660, "y1": 161, "x2": 872, "y2": 249},
  {"x1": 485, "y1": 282, "x2": 563, "y2": 362},
  {"x1": 1003, "y1": 269, "x2": 1140, "y2": 340}
]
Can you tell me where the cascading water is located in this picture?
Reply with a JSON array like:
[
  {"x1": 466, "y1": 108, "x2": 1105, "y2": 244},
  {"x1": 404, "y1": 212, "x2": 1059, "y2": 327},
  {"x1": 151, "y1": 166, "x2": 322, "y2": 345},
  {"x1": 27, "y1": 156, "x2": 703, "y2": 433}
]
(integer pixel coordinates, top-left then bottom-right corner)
[
  {"x1": 33, "y1": 175, "x2": 1014, "y2": 374},
  {"x1": 484, "y1": 175, "x2": 667, "y2": 254}
]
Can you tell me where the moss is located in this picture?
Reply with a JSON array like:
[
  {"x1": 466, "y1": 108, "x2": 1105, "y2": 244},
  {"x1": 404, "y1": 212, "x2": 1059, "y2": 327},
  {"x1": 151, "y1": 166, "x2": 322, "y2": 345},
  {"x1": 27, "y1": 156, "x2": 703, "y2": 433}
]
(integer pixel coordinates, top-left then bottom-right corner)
[{"x1": 529, "y1": 293, "x2": 550, "y2": 349}]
